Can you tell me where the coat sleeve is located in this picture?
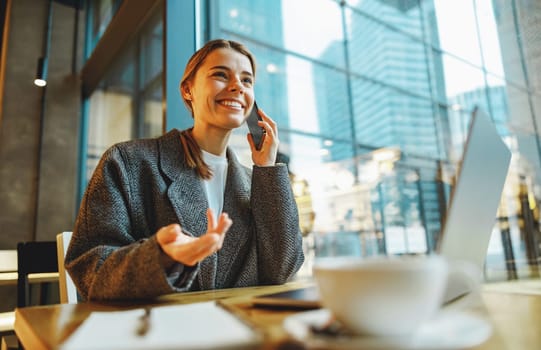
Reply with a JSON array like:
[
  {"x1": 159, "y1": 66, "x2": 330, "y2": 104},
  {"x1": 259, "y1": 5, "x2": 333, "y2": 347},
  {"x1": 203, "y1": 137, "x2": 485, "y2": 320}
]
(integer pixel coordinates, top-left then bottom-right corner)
[
  {"x1": 65, "y1": 145, "x2": 198, "y2": 301},
  {"x1": 251, "y1": 164, "x2": 305, "y2": 284}
]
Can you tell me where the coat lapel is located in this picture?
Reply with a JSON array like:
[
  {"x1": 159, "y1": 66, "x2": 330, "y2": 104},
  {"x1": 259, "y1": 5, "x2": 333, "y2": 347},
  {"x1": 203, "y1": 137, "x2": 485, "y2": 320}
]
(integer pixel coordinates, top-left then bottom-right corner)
[
  {"x1": 215, "y1": 149, "x2": 252, "y2": 288},
  {"x1": 158, "y1": 130, "x2": 217, "y2": 290}
]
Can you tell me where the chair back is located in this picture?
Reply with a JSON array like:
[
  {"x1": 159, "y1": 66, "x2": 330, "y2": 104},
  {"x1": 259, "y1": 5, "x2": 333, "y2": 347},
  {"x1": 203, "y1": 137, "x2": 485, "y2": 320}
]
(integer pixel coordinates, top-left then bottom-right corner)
[
  {"x1": 17, "y1": 241, "x2": 58, "y2": 308},
  {"x1": 0, "y1": 250, "x2": 17, "y2": 272},
  {"x1": 56, "y1": 232, "x2": 78, "y2": 304}
]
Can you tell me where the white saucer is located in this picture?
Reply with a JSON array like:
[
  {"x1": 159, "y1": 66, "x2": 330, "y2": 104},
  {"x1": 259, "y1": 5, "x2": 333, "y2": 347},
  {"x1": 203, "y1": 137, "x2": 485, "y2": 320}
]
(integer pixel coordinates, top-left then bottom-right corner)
[{"x1": 283, "y1": 308, "x2": 492, "y2": 350}]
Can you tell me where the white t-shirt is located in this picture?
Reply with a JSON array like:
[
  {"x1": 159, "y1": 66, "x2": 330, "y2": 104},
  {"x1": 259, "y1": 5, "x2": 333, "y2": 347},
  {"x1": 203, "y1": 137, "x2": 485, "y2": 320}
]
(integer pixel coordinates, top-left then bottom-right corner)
[{"x1": 201, "y1": 150, "x2": 228, "y2": 221}]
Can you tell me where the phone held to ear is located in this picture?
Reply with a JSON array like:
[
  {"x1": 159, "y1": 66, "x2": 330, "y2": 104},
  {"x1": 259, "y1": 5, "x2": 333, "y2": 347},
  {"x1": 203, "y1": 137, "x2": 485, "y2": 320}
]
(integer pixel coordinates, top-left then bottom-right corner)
[{"x1": 247, "y1": 101, "x2": 265, "y2": 150}]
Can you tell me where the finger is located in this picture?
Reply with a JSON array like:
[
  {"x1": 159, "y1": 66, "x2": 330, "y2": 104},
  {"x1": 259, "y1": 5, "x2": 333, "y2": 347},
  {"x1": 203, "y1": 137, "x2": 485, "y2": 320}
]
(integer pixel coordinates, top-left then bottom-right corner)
[
  {"x1": 215, "y1": 213, "x2": 233, "y2": 234},
  {"x1": 214, "y1": 213, "x2": 232, "y2": 249},
  {"x1": 156, "y1": 224, "x2": 182, "y2": 245},
  {"x1": 257, "y1": 108, "x2": 271, "y2": 123},
  {"x1": 206, "y1": 208, "x2": 216, "y2": 230},
  {"x1": 258, "y1": 109, "x2": 278, "y2": 134},
  {"x1": 258, "y1": 121, "x2": 275, "y2": 141}
]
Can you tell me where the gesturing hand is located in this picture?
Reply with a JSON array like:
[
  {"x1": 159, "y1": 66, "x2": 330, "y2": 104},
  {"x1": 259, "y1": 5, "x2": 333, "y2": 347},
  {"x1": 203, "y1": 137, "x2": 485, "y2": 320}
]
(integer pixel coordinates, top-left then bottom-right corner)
[{"x1": 156, "y1": 208, "x2": 233, "y2": 266}]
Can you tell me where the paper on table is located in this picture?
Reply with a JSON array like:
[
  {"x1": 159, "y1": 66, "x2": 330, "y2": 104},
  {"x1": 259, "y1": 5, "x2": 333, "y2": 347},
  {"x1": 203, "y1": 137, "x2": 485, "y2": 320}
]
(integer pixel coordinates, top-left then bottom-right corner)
[{"x1": 60, "y1": 301, "x2": 261, "y2": 350}]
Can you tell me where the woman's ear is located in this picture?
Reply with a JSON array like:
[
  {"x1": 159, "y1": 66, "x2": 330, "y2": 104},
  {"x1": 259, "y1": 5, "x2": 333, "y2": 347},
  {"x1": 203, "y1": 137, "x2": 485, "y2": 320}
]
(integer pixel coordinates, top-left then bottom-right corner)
[{"x1": 181, "y1": 84, "x2": 192, "y2": 100}]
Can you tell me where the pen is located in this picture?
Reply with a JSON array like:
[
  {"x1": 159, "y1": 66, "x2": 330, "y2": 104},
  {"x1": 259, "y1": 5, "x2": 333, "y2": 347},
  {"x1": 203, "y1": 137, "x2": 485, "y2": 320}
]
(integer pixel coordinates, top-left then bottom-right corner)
[{"x1": 136, "y1": 307, "x2": 151, "y2": 336}]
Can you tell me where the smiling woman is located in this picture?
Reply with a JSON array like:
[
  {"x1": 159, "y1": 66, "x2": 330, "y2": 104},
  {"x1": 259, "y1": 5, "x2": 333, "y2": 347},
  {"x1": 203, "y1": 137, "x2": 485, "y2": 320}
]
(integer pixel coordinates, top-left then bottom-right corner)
[
  {"x1": 64, "y1": 39, "x2": 305, "y2": 301},
  {"x1": 178, "y1": 41, "x2": 257, "y2": 179}
]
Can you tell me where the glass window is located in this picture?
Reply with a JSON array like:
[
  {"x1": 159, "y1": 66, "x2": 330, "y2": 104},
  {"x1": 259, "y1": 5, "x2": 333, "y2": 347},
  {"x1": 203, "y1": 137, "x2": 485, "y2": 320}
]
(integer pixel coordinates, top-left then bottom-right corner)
[
  {"x1": 87, "y1": 0, "x2": 122, "y2": 53},
  {"x1": 491, "y1": 0, "x2": 534, "y2": 88},
  {"x1": 474, "y1": 0, "x2": 506, "y2": 78},
  {"x1": 220, "y1": 0, "x2": 345, "y2": 68},
  {"x1": 375, "y1": 165, "x2": 429, "y2": 255},
  {"x1": 202, "y1": 0, "x2": 541, "y2": 278},
  {"x1": 352, "y1": 77, "x2": 442, "y2": 160},
  {"x1": 283, "y1": 132, "x2": 358, "y2": 236},
  {"x1": 86, "y1": 46, "x2": 135, "y2": 179},
  {"x1": 284, "y1": 55, "x2": 351, "y2": 140},
  {"x1": 346, "y1": 0, "x2": 424, "y2": 41},
  {"x1": 346, "y1": 6, "x2": 432, "y2": 100},
  {"x1": 430, "y1": 0, "x2": 484, "y2": 67},
  {"x1": 440, "y1": 53, "x2": 486, "y2": 107},
  {"x1": 139, "y1": 14, "x2": 164, "y2": 137},
  {"x1": 85, "y1": 8, "x2": 163, "y2": 181}
]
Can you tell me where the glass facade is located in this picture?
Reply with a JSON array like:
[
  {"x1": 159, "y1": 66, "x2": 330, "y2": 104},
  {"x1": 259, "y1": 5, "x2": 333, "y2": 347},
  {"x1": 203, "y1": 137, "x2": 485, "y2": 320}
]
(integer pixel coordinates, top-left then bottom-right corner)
[
  {"x1": 81, "y1": 0, "x2": 541, "y2": 281},
  {"x1": 86, "y1": 0, "x2": 123, "y2": 53},
  {"x1": 85, "y1": 4, "x2": 163, "y2": 179}
]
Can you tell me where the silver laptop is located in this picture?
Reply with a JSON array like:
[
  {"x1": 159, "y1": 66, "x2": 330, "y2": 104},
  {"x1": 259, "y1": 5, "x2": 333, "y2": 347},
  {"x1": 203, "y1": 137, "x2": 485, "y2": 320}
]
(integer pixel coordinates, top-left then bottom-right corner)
[
  {"x1": 253, "y1": 107, "x2": 512, "y2": 308},
  {"x1": 438, "y1": 107, "x2": 511, "y2": 302}
]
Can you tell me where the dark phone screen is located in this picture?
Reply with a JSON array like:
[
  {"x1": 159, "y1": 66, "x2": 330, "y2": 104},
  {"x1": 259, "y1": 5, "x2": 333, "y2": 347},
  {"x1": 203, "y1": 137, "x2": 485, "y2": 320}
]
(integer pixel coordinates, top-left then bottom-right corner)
[{"x1": 246, "y1": 101, "x2": 265, "y2": 150}]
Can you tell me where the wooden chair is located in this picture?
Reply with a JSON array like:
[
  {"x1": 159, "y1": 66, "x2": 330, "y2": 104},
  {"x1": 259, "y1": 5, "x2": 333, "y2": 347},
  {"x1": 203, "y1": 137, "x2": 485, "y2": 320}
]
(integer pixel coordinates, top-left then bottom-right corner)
[
  {"x1": 1, "y1": 242, "x2": 58, "y2": 349},
  {"x1": 2, "y1": 234, "x2": 77, "y2": 348},
  {"x1": 0, "y1": 335, "x2": 18, "y2": 350},
  {"x1": 0, "y1": 250, "x2": 17, "y2": 273},
  {"x1": 0, "y1": 251, "x2": 17, "y2": 343},
  {"x1": 17, "y1": 241, "x2": 58, "y2": 308},
  {"x1": 56, "y1": 232, "x2": 78, "y2": 303}
]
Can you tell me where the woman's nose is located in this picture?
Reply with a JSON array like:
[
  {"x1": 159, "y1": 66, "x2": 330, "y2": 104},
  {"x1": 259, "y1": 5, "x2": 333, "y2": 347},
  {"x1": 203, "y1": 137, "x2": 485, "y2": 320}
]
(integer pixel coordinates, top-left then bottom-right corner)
[{"x1": 228, "y1": 79, "x2": 244, "y2": 93}]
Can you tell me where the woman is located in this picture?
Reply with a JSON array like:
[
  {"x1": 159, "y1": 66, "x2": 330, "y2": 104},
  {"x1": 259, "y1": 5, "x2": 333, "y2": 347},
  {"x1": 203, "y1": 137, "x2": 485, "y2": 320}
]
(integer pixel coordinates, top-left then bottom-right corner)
[{"x1": 65, "y1": 39, "x2": 305, "y2": 301}]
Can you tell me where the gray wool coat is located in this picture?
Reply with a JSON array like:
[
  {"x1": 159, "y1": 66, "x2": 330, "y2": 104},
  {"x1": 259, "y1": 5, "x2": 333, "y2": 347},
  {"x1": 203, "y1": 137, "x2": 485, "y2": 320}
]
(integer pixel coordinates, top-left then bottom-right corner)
[{"x1": 65, "y1": 129, "x2": 305, "y2": 301}]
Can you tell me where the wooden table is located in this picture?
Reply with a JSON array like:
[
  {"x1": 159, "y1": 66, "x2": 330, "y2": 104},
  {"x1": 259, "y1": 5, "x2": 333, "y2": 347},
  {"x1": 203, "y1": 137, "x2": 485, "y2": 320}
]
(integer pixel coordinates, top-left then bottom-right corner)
[{"x1": 14, "y1": 279, "x2": 541, "y2": 350}]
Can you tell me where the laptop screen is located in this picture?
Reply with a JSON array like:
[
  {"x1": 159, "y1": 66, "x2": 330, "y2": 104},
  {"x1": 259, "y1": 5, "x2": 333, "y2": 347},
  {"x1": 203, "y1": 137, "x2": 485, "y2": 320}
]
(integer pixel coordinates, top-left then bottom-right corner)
[{"x1": 438, "y1": 107, "x2": 512, "y2": 269}]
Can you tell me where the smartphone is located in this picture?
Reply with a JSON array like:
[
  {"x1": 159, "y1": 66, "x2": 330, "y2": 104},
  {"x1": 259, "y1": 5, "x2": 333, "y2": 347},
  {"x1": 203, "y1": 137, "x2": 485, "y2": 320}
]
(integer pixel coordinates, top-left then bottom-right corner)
[{"x1": 246, "y1": 101, "x2": 265, "y2": 150}]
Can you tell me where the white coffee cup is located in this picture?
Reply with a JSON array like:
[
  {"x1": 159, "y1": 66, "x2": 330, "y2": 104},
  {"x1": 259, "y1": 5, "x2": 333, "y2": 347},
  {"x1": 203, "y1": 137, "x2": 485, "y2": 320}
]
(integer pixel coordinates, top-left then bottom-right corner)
[{"x1": 313, "y1": 255, "x2": 452, "y2": 337}]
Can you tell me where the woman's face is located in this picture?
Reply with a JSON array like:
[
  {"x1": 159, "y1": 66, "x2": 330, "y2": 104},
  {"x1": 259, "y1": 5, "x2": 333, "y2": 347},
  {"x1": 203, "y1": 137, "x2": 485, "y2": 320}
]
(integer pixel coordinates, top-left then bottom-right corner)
[{"x1": 184, "y1": 48, "x2": 255, "y2": 132}]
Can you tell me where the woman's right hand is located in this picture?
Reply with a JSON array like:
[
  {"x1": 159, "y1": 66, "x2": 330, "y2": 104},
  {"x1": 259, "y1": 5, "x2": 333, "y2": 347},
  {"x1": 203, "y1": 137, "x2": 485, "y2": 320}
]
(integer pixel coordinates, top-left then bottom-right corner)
[{"x1": 156, "y1": 208, "x2": 232, "y2": 266}]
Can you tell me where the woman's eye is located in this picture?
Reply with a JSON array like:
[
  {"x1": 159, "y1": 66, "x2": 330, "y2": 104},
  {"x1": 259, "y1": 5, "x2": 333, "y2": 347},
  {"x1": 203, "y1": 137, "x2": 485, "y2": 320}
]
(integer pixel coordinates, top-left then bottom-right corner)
[
  {"x1": 213, "y1": 72, "x2": 227, "y2": 79},
  {"x1": 242, "y1": 77, "x2": 253, "y2": 85}
]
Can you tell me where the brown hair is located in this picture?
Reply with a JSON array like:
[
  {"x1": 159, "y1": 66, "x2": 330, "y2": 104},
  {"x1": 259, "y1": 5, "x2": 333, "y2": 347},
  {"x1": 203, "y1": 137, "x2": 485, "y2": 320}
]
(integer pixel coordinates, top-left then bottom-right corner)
[{"x1": 178, "y1": 39, "x2": 257, "y2": 179}]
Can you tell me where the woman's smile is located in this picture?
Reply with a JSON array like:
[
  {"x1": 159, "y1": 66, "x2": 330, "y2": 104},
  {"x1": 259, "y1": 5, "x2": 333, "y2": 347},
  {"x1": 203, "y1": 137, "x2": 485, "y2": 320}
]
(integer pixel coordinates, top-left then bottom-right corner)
[{"x1": 217, "y1": 99, "x2": 245, "y2": 111}]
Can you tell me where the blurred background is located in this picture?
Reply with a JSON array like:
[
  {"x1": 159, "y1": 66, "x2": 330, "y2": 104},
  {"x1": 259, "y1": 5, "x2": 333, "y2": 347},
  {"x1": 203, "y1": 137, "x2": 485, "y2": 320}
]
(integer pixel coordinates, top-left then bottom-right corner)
[{"x1": 0, "y1": 0, "x2": 540, "y2": 310}]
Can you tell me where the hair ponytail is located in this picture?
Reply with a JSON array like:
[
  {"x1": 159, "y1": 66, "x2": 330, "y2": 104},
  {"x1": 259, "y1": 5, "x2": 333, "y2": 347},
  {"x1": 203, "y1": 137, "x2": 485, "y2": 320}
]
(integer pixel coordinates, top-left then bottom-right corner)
[{"x1": 179, "y1": 128, "x2": 212, "y2": 180}]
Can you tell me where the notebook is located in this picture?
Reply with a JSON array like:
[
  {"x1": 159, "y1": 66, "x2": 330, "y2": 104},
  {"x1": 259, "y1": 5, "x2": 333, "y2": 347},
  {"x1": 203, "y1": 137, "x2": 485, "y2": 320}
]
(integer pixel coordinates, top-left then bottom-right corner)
[
  {"x1": 61, "y1": 301, "x2": 261, "y2": 349},
  {"x1": 253, "y1": 107, "x2": 512, "y2": 308}
]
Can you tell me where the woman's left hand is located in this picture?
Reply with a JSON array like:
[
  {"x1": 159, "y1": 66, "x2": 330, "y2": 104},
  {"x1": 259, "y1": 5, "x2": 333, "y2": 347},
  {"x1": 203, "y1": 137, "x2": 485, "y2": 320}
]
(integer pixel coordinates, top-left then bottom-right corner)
[{"x1": 247, "y1": 108, "x2": 279, "y2": 166}]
